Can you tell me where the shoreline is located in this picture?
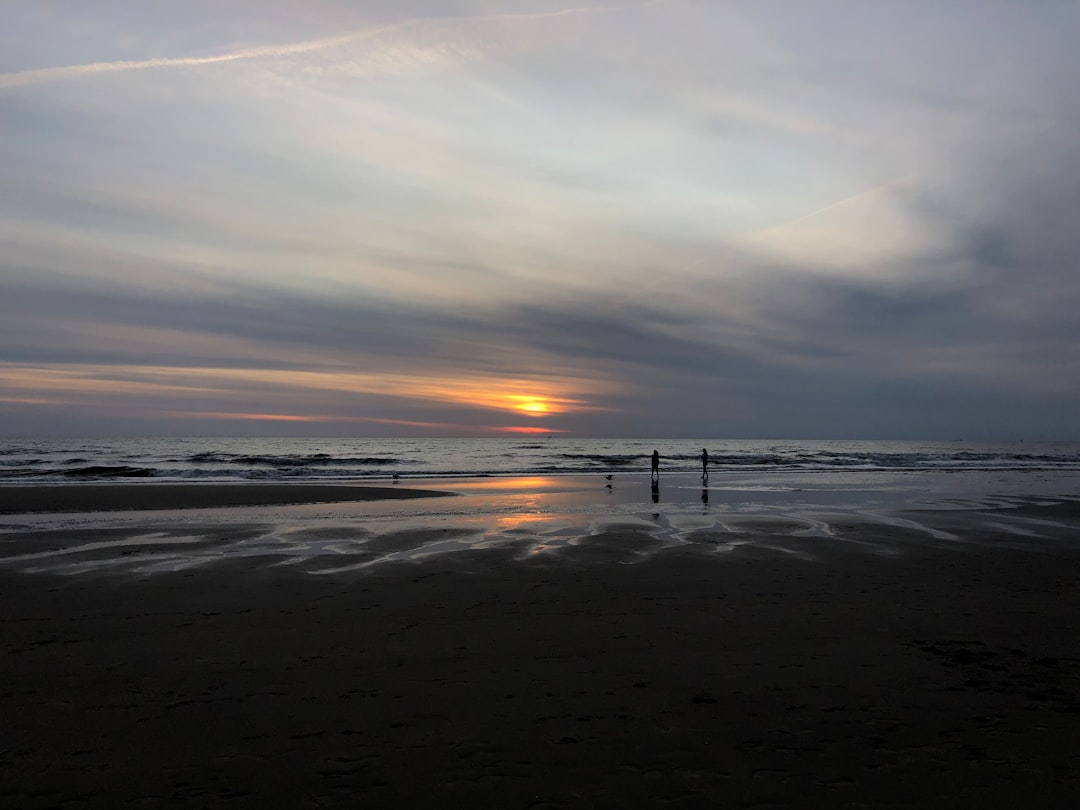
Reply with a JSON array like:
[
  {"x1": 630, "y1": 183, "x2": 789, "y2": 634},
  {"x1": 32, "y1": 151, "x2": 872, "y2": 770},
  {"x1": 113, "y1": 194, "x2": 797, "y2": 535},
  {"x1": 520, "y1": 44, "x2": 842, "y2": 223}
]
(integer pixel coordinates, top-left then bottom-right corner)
[{"x1": 2, "y1": 467, "x2": 1079, "y2": 515}]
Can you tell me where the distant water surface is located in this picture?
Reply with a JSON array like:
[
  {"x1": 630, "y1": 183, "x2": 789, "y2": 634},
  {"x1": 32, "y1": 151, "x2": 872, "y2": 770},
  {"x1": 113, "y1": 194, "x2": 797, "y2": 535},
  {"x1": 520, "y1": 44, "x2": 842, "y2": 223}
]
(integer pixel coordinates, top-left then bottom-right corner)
[{"x1": 3, "y1": 438, "x2": 1080, "y2": 484}]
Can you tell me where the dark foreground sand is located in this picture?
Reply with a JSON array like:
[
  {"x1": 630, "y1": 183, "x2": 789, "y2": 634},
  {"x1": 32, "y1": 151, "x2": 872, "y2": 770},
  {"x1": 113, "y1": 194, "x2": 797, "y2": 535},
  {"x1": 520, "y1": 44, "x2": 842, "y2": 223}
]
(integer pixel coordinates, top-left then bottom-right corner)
[{"x1": 3, "y1": 490, "x2": 1080, "y2": 808}]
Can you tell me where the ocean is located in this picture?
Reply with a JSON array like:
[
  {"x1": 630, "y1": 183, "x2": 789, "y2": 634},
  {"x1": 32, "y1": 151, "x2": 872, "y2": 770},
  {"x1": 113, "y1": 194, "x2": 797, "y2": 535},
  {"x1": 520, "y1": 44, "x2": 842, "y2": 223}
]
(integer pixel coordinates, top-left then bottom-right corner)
[{"x1": 3, "y1": 437, "x2": 1080, "y2": 484}]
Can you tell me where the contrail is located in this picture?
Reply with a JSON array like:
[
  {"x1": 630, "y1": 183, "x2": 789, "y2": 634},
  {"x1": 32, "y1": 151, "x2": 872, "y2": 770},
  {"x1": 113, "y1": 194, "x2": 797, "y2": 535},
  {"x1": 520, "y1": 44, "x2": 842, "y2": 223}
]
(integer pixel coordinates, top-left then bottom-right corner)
[
  {"x1": 751, "y1": 177, "x2": 915, "y2": 236},
  {"x1": 0, "y1": 0, "x2": 675, "y2": 90},
  {"x1": 0, "y1": 24, "x2": 411, "y2": 89}
]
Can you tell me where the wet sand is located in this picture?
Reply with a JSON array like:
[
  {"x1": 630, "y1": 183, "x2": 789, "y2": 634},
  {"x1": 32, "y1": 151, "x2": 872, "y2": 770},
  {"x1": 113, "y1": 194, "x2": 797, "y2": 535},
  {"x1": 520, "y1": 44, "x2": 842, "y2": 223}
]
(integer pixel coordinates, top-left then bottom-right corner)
[
  {"x1": 3, "y1": 484, "x2": 1080, "y2": 807},
  {"x1": 0, "y1": 483, "x2": 452, "y2": 514}
]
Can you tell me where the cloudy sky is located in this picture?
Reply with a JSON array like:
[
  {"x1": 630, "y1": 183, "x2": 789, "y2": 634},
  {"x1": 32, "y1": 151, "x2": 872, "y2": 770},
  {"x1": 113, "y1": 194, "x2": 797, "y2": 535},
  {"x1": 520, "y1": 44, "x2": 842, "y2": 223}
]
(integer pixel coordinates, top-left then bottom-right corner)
[{"x1": 2, "y1": 1, "x2": 1079, "y2": 439}]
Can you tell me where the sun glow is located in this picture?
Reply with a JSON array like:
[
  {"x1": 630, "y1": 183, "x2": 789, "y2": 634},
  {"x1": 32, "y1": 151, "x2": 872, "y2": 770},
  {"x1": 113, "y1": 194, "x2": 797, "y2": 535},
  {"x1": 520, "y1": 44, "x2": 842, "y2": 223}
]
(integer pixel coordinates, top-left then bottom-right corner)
[
  {"x1": 495, "y1": 425, "x2": 566, "y2": 434},
  {"x1": 0, "y1": 362, "x2": 618, "y2": 433},
  {"x1": 511, "y1": 396, "x2": 551, "y2": 416}
]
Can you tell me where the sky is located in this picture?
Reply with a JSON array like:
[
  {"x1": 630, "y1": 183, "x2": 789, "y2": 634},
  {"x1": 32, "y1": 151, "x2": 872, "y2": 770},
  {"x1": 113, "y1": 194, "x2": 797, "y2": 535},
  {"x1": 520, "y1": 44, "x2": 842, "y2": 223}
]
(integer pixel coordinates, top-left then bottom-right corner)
[{"x1": 2, "y1": 0, "x2": 1079, "y2": 439}]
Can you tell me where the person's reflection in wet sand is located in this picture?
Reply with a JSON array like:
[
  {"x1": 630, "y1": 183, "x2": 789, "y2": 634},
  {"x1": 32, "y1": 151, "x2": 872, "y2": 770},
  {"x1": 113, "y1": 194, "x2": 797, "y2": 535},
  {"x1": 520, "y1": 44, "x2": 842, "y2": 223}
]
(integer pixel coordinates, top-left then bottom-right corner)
[
  {"x1": 701, "y1": 487, "x2": 709, "y2": 505},
  {"x1": 651, "y1": 479, "x2": 660, "y2": 503}
]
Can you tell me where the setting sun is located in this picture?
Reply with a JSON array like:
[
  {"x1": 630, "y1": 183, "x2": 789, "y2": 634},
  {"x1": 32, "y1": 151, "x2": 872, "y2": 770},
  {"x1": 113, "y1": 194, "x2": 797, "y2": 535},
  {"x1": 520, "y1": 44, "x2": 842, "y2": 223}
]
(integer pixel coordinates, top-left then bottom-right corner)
[{"x1": 513, "y1": 397, "x2": 550, "y2": 416}]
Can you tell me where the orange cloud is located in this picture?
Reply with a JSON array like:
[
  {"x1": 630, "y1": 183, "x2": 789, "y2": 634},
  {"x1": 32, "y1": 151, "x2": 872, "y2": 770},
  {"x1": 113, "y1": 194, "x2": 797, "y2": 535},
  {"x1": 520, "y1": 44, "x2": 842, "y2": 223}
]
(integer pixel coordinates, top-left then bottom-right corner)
[
  {"x1": 165, "y1": 411, "x2": 328, "y2": 423},
  {"x1": 164, "y1": 409, "x2": 562, "y2": 435},
  {"x1": 0, "y1": 363, "x2": 619, "y2": 421},
  {"x1": 494, "y1": 425, "x2": 568, "y2": 434},
  {"x1": 0, "y1": 366, "x2": 219, "y2": 398},
  {"x1": 0, "y1": 395, "x2": 65, "y2": 405}
]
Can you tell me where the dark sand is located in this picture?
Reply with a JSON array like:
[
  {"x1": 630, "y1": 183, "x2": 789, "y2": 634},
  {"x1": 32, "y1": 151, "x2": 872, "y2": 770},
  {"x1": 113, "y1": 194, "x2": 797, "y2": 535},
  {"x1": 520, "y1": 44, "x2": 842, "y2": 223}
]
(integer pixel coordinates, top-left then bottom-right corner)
[
  {"x1": 3, "y1": 488, "x2": 1080, "y2": 807},
  {"x1": 0, "y1": 483, "x2": 453, "y2": 514}
]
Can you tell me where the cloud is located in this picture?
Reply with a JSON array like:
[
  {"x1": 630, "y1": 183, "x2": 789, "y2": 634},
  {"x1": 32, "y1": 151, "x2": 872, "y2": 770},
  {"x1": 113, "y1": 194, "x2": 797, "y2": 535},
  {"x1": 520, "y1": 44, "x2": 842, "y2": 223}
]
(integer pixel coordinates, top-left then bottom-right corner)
[
  {"x1": 3, "y1": 0, "x2": 1080, "y2": 438},
  {"x1": 0, "y1": 0, "x2": 673, "y2": 89}
]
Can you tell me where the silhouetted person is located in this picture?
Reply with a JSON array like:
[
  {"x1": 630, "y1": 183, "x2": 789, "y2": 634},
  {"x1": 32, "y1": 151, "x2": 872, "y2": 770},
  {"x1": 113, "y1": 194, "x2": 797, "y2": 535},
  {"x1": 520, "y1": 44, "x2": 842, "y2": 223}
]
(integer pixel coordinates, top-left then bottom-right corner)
[
  {"x1": 701, "y1": 447, "x2": 709, "y2": 480},
  {"x1": 651, "y1": 449, "x2": 660, "y2": 481}
]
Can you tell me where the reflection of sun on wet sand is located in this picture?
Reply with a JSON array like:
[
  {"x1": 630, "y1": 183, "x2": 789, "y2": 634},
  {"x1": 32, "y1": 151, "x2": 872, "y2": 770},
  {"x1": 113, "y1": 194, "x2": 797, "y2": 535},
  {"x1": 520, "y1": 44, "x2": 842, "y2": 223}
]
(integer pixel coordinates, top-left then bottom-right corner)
[{"x1": 3, "y1": 480, "x2": 1080, "y2": 807}]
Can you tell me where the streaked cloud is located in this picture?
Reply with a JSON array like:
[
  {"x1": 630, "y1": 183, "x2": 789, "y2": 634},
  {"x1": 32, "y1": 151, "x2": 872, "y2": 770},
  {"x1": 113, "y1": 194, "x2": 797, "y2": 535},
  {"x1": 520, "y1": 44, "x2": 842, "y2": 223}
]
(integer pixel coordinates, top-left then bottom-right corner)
[{"x1": 0, "y1": 360, "x2": 620, "y2": 420}]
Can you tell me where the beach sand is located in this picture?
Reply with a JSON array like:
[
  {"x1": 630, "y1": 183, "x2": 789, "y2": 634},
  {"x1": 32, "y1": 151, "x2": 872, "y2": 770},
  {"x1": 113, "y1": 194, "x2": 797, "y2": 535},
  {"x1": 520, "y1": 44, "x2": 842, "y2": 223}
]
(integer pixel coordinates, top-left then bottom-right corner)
[
  {"x1": 0, "y1": 483, "x2": 451, "y2": 515},
  {"x1": 3, "y1": 481, "x2": 1080, "y2": 807}
]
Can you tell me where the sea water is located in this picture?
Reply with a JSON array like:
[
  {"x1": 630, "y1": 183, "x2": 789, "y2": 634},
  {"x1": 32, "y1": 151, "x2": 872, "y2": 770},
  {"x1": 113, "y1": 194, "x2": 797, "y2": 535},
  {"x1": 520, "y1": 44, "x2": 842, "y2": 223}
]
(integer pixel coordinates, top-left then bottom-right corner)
[
  {"x1": 4, "y1": 438, "x2": 1080, "y2": 575},
  {"x1": 2, "y1": 437, "x2": 1080, "y2": 483}
]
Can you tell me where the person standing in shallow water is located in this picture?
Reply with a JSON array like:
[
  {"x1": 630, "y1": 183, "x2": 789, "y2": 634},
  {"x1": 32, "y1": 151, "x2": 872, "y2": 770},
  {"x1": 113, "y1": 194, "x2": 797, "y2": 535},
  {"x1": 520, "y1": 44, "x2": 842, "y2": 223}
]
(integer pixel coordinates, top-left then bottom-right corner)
[
  {"x1": 701, "y1": 447, "x2": 709, "y2": 480},
  {"x1": 651, "y1": 449, "x2": 660, "y2": 481}
]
